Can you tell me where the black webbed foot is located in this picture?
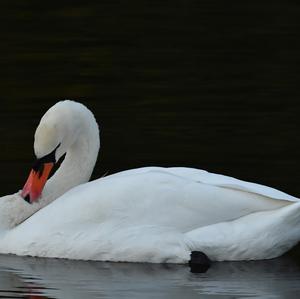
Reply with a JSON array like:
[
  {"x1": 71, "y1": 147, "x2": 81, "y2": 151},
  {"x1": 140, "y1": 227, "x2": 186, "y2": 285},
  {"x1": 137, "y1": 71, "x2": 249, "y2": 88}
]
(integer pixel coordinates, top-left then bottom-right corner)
[{"x1": 188, "y1": 251, "x2": 211, "y2": 273}]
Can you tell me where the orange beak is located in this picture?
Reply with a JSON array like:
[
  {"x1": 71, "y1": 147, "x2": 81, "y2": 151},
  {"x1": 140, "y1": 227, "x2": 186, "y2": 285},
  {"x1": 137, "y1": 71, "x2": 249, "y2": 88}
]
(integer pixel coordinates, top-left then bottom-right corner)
[{"x1": 21, "y1": 162, "x2": 54, "y2": 203}]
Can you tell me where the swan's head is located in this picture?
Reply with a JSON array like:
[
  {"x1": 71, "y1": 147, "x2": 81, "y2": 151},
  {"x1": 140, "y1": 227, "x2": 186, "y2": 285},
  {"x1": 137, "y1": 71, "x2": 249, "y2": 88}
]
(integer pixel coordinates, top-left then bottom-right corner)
[
  {"x1": 21, "y1": 100, "x2": 97, "y2": 203},
  {"x1": 33, "y1": 101, "x2": 83, "y2": 162}
]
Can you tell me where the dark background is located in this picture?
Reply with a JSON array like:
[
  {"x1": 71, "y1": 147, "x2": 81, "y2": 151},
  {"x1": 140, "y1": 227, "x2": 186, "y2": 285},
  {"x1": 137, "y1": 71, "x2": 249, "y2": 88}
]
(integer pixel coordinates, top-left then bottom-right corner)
[{"x1": 1, "y1": 0, "x2": 300, "y2": 200}]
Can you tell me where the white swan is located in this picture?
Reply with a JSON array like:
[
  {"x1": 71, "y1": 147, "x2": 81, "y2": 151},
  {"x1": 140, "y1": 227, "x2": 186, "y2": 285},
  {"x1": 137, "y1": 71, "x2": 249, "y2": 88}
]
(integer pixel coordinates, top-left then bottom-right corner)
[{"x1": 1, "y1": 100, "x2": 300, "y2": 263}]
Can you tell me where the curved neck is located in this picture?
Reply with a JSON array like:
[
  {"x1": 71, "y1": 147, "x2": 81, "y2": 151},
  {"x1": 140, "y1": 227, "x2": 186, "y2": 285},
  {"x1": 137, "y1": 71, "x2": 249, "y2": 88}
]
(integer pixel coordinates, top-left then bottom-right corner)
[
  {"x1": 41, "y1": 116, "x2": 100, "y2": 206},
  {"x1": 0, "y1": 102, "x2": 100, "y2": 230}
]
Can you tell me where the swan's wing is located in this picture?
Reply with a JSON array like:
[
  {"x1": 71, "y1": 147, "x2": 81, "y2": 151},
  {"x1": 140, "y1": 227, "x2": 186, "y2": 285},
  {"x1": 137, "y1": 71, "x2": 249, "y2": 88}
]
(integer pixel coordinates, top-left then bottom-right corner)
[
  {"x1": 104, "y1": 166, "x2": 299, "y2": 202},
  {"x1": 165, "y1": 167, "x2": 299, "y2": 202}
]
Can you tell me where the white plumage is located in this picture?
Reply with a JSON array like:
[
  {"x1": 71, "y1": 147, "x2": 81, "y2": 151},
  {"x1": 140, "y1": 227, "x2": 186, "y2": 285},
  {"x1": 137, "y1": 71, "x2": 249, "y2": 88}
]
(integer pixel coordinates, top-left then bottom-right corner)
[{"x1": 0, "y1": 100, "x2": 299, "y2": 263}]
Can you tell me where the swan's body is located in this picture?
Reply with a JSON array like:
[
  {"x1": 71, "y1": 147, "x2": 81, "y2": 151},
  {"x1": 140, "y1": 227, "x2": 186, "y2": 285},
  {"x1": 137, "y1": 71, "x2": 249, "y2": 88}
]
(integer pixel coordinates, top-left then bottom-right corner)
[{"x1": 1, "y1": 100, "x2": 300, "y2": 263}]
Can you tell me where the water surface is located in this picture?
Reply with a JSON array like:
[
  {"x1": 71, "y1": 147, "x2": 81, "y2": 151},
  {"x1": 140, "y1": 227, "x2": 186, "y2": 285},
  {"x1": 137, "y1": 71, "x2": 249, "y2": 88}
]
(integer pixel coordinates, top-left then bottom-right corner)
[{"x1": 0, "y1": 254, "x2": 300, "y2": 299}]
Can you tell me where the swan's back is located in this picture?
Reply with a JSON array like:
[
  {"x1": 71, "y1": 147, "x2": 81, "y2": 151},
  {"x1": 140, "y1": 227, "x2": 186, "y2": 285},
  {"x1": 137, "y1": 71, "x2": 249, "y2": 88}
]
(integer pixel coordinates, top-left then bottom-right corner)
[{"x1": 12, "y1": 167, "x2": 293, "y2": 232}]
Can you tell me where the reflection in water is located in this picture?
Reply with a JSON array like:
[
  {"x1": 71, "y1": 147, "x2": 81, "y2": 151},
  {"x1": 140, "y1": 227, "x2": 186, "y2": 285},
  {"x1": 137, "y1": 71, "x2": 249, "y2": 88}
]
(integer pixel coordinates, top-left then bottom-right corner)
[{"x1": 0, "y1": 254, "x2": 299, "y2": 298}]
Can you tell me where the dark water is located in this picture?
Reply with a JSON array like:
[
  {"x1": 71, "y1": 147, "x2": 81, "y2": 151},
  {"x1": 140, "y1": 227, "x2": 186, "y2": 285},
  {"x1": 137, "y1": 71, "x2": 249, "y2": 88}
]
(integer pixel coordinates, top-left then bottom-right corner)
[
  {"x1": 0, "y1": 254, "x2": 299, "y2": 299},
  {"x1": 1, "y1": 0, "x2": 300, "y2": 298},
  {"x1": 1, "y1": 1, "x2": 300, "y2": 196}
]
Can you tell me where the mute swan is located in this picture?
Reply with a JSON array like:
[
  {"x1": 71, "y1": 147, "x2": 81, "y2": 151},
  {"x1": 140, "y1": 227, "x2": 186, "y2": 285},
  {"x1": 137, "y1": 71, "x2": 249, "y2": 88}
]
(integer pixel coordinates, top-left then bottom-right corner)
[{"x1": 0, "y1": 100, "x2": 300, "y2": 263}]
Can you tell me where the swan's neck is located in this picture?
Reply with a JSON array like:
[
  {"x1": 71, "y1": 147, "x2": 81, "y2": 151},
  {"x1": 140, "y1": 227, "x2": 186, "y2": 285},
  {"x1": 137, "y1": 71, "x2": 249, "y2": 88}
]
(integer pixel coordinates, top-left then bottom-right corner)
[
  {"x1": 0, "y1": 109, "x2": 100, "y2": 230},
  {"x1": 42, "y1": 116, "x2": 100, "y2": 206}
]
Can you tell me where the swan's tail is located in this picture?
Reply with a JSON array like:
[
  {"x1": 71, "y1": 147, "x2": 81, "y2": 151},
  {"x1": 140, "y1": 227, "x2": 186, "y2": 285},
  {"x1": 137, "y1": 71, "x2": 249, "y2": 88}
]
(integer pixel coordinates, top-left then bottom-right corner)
[{"x1": 184, "y1": 202, "x2": 300, "y2": 261}]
